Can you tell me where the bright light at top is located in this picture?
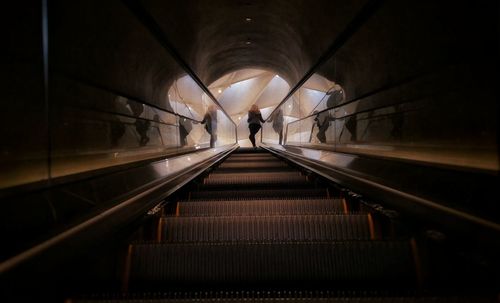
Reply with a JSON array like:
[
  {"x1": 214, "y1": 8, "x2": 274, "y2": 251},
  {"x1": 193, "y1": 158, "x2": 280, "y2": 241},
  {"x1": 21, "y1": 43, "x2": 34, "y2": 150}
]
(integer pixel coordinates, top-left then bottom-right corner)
[
  {"x1": 245, "y1": 17, "x2": 252, "y2": 22},
  {"x1": 218, "y1": 89, "x2": 222, "y2": 93}
]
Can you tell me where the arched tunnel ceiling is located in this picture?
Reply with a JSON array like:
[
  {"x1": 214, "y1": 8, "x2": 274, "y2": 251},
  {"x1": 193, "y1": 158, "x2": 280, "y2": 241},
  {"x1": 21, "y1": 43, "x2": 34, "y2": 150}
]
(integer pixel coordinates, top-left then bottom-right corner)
[{"x1": 141, "y1": 0, "x2": 367, "y2": 88}]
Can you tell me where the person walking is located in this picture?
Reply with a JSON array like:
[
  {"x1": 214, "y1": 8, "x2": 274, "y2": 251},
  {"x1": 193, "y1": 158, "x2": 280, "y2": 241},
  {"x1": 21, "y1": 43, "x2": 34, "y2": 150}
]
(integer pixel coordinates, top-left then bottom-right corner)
[{"x1": 247, "y1": 104, "x2": 265, "y2": 148}]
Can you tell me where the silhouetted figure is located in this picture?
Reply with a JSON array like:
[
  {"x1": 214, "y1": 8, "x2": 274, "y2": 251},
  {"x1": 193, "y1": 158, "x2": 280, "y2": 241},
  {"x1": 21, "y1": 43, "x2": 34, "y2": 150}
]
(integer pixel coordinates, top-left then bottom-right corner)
[
  {"x1": 247, "y1": 104, "x2": 265, "y2": 148},
  {"x1": 268, "y1": 107, "x2": 284, "y2": 145},
  {"x1": 345, "y1": 114, "x2": 357, "y2": 142},
  {"x1": 314, "y1": 110, "x2": 333, "y2": 143},
  {"x1": 127, "y1": 100, "x2": 150, "y2": 146},
  {"x1": 326, "y1": 85, "x2": 345, "y2": 108},
  {"x1": 179, "y1": 117, "x2": 193, "y2": 147},
  {"x1": 201, "y1": 105, "x2": 218, "y2": 148}
]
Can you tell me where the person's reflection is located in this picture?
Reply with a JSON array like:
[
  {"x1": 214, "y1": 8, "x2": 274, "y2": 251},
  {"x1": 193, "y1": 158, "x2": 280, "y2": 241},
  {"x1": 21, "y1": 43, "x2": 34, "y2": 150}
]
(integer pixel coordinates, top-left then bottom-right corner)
[
  {"x1": 267, "y1": 107, "x2": 284, "y2": 145},
  {"x1": 326, "y1": 84, "x2": 345, "y2": 108},
  {"x1": 201, "y1": 105, "x2": 218, "y2": 148},
  {"x1": 313, "y1": 110, "x2": 334, "y2": 144},
  {"x1": 179, "y1": 116, "x2": 193, "y2": 147},
  {"x1": 345, "y1": 114, "x2": 357, "y2": 142},
  {"x1": 127, "y1": 100, "x2": 150, "y2": 146}
]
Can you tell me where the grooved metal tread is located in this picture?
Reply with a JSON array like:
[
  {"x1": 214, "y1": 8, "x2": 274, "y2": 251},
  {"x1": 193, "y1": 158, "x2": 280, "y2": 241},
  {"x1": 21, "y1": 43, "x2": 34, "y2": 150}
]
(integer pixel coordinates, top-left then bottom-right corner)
[
  {"x1": 227, "y1": 153, "x2": 276, "y2": 157},
  {"x1": 217, "y1": 161, "x2": 289, "y2": 169},
  {"x1": 70, "y1": 295, "x2": 495, "y2": 303},
  {"x1": 203, "y1": 173, "x2": 307, "y2": 186},
  {"x1": 211, "y1": 167, "x2": 297, "y2": 174},
  {"x1": 222, "y1": 157, "x2": 282, "y2": 162},
  {"x1": 127, "y1": 241, "x2": 416, "y2": 290},
  {"x1": 158, "y1": 214, "x2": 373, "y2": 242},
  {"x1": 208, "y1": 171, "x2": 301, "y2": 178},
  {"x1": 176, "y1": 199, "x2": 347, "y2": 216},
  {"x1": 187, "y1": 188, "x2": 329, "y2": 201}
]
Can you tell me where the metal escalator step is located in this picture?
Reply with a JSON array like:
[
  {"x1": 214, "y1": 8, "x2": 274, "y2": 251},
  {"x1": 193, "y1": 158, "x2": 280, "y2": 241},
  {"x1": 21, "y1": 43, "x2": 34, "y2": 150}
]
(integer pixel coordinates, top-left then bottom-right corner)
[
  {"x1": 159, "y1": 215, "x2": 372, "y2": 242},
  {"x1": 177, "y1": 199, "x2": 346, "y2": 216},
  {"x1": 188, "y1": 188, "x2": 328, "y2": 201},
  {"x1": 70, "y1": 293, "x2": 496, "y2": 303},
  {"x1": 223, "y1": 156, "x2": 281, "y2": 162},
  {"x1": 127, "y1": 241, "x2": 416, "y2": 290},
  {"x1": 203, "y1": 172, "x2": 307, "y2": 187},
  {"x1": 229, "y1": 153, "x2": 274, "y2": 158},
  {"x1": 218, "y1": 161, "x2": 289, "y2": 169},
  {"x1": 207, "y1": 171, "x2": 301, "y2": 179},
  {"x1": 227, "y1": 154, "x2": 277, "y2": 159},
  {"x1": 211, "y1": 166, "x2": 297, "y2": 174}
]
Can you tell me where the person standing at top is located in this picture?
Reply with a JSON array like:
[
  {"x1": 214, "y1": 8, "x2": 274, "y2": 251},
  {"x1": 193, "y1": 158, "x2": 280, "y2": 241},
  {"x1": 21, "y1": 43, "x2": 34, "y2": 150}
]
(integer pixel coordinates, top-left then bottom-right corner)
[
  {"x1": 268, "y1": 107, "x2": 284, "y2": 145},
  {"x1": 247, "y1": 104, "x2": 265, "y2": 148},
  {"x1": 201, "y1": 105, "x2": 218, "y2": 148}
]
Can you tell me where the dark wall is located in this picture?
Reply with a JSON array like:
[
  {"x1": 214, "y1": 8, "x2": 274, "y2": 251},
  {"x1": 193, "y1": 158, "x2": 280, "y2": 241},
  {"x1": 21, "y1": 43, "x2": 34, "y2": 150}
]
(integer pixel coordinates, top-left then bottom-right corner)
[
  {"x1": 0, "y1": 2, "x2": 48, "y2": 188},
  {"x1": 0, "y1": 0, "x2": 227, "y2": 262},
  {"x1": 315, "y1": 0, "x2": 498, "y2": 160}
]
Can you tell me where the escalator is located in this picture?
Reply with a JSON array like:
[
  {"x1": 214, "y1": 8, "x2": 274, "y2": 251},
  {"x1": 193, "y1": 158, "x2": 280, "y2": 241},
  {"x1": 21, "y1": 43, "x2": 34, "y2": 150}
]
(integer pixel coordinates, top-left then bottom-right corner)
[{"x1": 68, "y1": 148, "x2": 496, "y2": 302}]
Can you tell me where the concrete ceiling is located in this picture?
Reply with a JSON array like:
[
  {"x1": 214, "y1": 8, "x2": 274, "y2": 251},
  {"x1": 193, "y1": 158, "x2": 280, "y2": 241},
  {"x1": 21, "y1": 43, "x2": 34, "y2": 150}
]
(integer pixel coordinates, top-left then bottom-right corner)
[{"x1": 141, "y1": 0, "x2": 367, "y2": 89}]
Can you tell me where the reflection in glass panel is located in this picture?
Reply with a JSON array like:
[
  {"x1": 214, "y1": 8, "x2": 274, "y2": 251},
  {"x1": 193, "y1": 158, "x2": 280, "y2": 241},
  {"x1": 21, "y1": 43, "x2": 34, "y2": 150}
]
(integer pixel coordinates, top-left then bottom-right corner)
[
  {"x1": 49, "y1": 74, "x2": 237, "y2": 179},
  {"x1": 262, "y1": 102, "x2": 295, "y2": 146},
  {"x1": 286, "y1": 110, "x2": 335, "y2": 147},
  {"x1": 283, "y1": 69, "x2": 498, "y2": 171},
  {"x1": 299, "y1": 74, "x2": 339, "y2": 116},
  {"x1": 262, "y1": 73, "x2": 345, "y2": 147}
]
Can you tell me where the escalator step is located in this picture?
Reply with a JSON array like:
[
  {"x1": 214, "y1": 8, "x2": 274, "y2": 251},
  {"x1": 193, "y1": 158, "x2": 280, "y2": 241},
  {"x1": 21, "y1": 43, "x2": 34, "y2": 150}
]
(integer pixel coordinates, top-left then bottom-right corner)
[
  {"x1": 224, "y1": 155, "x2": 280, "y2": 159},
  {"x1": 159, "y1": 214, "x2": 373, "y2": 242},
  {"x1": 188, "y1": 188, "x2": 329, "y2": 201},
  {"x1": 228, "y1": 152, "x2": 274, "y2": 156},
  {"x1": 70, "y1": 294, "x2": 495, "y2": 303},
  {"x1": 203, "y1": 172, "x2": 307, "y2": 187},
  {"x1": 223, "y1": 156, "x2": 281, "y2": 162},
  {"x1": 217, "y1": 161, "x2": 289, "y2": 169},
  {"x1": 127, "y1": 241, "x2": 416, "y2": 290},
  {"x1": 177, "y1": 199, "x2": 346, "y2": 216},
  {"x1": 211, "y1": 166, "x2": 297, "y2": 174}
]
